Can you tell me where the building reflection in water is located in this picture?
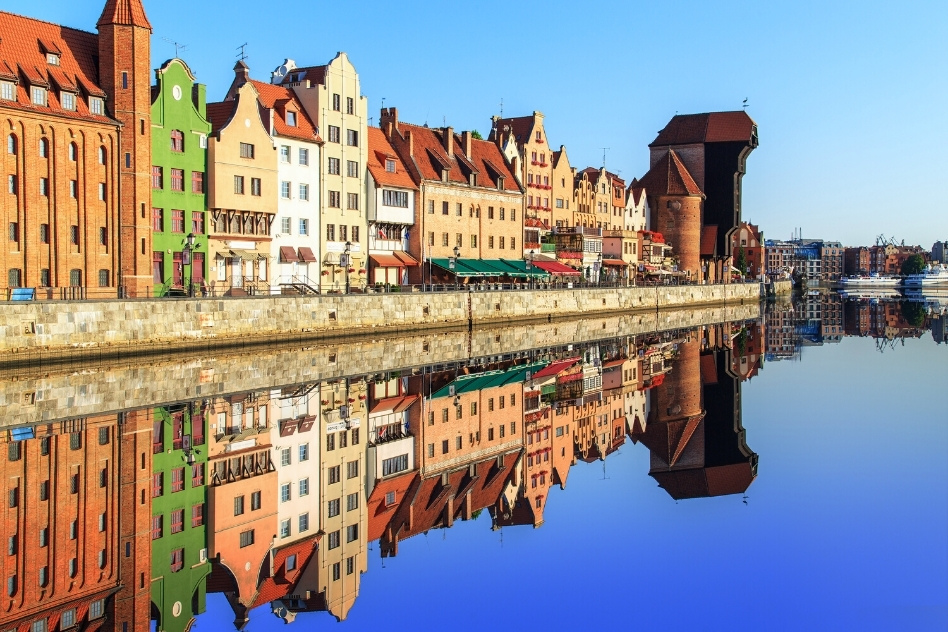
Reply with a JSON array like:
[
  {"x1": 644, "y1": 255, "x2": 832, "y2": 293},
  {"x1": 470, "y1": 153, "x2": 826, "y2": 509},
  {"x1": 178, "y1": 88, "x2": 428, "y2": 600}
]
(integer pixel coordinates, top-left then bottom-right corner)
[{"x1": 29, "y1": 302, "x2": 944, "y2": 629}]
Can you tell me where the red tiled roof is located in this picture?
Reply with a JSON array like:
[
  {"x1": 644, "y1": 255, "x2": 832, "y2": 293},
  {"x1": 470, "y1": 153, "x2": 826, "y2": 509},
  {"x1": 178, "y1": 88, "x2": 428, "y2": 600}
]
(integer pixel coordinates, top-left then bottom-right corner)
[
  {"x1": 652, "y1": 463, "x2": 756, "y2": 500},
  {"x1": 206, "y1": 100, "x2": 237, "y2": 134},
  {"x1": 250, "y1": 536, "x2": 319, "y2": 609},
  {"x1": 0, "y1": 11, "x2": 118, "y2": 126},
  {"x1": 493, "y1": 115, "x2": 535, "y2": 144},
  {"x1": 394, "y1": 122, "x2": 520, "y2": 192},
  {"x1": 367, "y1": 470, "x2": 418, "y2": 543},
  {"x1": 650, "y1": 111, "x2": 755, "y2": 147},
  {"x1": 627, "y1": 178, "x2": 645, "y2": 205},
  {"x1": 531, "y1": 357, "x2": 581, "y2": 380},
  {"x1": 279, "y1": 65, "x2": 327, "y2": 86},
  {"x1": 247, "y1": 79, "x2": 320, "y2": 143},
  {"x1": 97, "y1": 0, "x2": 152, "y2": 29},
  {"x1": 700, "y1": 225, "x2": 719, "y2": 256},
  {"x1": 637, "y1": 149, "x2": 703, "y2": 197},
  {"x1": 367, "y1": 126, "x2": 417, "y2": 189}
]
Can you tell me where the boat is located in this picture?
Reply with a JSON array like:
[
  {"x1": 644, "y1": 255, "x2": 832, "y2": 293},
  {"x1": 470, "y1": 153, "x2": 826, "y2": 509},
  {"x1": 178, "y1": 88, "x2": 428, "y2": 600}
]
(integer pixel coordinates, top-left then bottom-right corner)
[
  {"x1": 838, "y1": 274, "x2": 901, "y2": 288},
  {"x1": 902, "y1": 263, "x2": 948, "y2": 288}
]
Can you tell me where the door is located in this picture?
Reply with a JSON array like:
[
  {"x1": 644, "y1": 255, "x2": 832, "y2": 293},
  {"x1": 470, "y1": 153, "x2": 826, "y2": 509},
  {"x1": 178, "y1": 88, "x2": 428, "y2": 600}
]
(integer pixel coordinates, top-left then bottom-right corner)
[
  {"x1": 231, "y1": 258, "x2": 242, "y2": 287},
  {"x1": 172, "y1": 252, "x2": 184, "y2": 286}
]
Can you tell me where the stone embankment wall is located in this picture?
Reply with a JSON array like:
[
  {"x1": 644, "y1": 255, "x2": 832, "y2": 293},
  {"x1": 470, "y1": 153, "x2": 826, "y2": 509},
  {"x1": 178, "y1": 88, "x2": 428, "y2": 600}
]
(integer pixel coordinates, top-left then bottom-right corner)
[
  {"x1": 0, "y1": 283, "x2": 761, "y2": 363},
  {"x1": 771, "y1": 280, "x2": 793, "y2": 295},
  {"x1": 0, "y1": 301, "x2": 761, "y2": 428}
]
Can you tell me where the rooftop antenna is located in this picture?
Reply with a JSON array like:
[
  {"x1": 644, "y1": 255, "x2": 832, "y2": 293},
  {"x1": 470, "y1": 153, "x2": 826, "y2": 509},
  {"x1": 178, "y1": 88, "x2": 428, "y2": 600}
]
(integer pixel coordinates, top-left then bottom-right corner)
[
  {"x1": 602, "y1": 147, "x2": 610, "y2": 169},
  {"x1": 161, "y1": 37, "x2": 188, "y2": 58},
  {"x1": 499, "y1": 97, "x2": 504, "y2": 118},
  {"x1": 743, "y1": 97, "x2": 749, "y2": 109},
  {"x1": 236, "y1": 43, "x2": 248, "y2": 63},
  {"x1": 380, "y1": 97, "x2": 385, "y2": 110}
]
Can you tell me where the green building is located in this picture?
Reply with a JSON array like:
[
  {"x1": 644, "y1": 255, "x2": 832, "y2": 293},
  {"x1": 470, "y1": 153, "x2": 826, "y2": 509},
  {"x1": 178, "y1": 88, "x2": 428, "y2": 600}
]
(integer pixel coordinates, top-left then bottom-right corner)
[
  {"x1": 150, "y1": 404, "x2": 210, "y2": 632},
  {"x1": 150, "y1": 58, "x2": 211, "y2": 296}
]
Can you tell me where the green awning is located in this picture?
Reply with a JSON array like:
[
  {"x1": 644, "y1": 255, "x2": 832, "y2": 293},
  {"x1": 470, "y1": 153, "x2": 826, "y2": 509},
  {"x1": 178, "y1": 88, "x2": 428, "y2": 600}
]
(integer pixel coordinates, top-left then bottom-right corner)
[
  {"x1": 500, "y1": 259, "x2": 550, "y2": 278},
  {"x1": 430, "y1": 258, "x2": 489, "y2": 277},
  {"x1": 430, "y1": 361, "x2": 549, "y2": 400}
]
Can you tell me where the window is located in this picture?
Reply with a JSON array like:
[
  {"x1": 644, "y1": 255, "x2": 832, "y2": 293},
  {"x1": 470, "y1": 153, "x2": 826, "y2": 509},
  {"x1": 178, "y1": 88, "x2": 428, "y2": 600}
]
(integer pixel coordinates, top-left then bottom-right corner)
[
  {"x1": 299, "y1": 478, "x2": 310, "y2": 497},
  {"x1": 239, "y1": 530, "x2": 254, "y2": 548},
  {"x1": 40, "y1": 269, "x2": 50, "y2": 287},
  {"x1": 234, "y1": 495, "x2": 245, "y2": 516},
  {"x1": 346, "y1": 492, "x2": 359, "y2": 511},
  {"x1": 328, "y1": 125, "x2": 340, "y2": 143},
  {"x1": 329, "y1": 191, "x2": 341, "y2": 207},
  {"x1": 332, "y1": 562, "x2": 341, "y2": 581},
  {"x1": 488, "y1": 236, "x2": 494, "y2": 249},
  {"x1": 347, "y1": 160, "x2": 359, "y2": 177},
  {"x1": 328, "y1": 530, "x2": 340, "y2": 549},
  {"x1": 428, "y1": 200, "x2": 434, "y2": 214},
  {"x1": 339, "y1": 225, "x2": 348, "y2": 242},
  {"x1": 346, "y1": 193, "x2": 359, "y2": 210},
  {"x1": 251, "y1": 490, "x2": 261, "y2": 511},
  {"x1": 499, "y1": 236, "x2": 505, "y2": 249},
  {"x1": 69, "y1": 267, "x2": 81, "y2": 286},
  {"x1": 471, "y1": 402, "x2": 478, "y2": 415},
  {"x1": 171, "y1": 210, "x2": 184, "y2": 233},
  {"x1": 98, "y1": 182, "x2": 106, "y2": 200},
  {"x1": 170, "y1": 169, "x2": 183, "y2": 191},
  {"x1": 152, "y1": 166, "x2": 163, "y2": 189},
  {"x1": 191, "y1": 503, "x2": 204, "y2": 527},
  {"x1": 239, "y1": 143, "x2": 254, "y2": 159},
  {"x1": 234, "y1": 175, "x2": 244, "y2": 194},
  {"x1": 37, "y1": 481, "x2": 49, "y2": 501},
  {"x1": 346, "y1": 460, "x2": 359, "y2": 479},
  {"x1": 428, "y1": 232, "x2": 434, "y2": 246},
  {"x1": 280, "y1": 482, "x2": 291, "y2": 503},
  {"x1": 280, "y1": 519, "x2": 290, "y2": 539},
  {"x1": 385, "y1": 158, "x2": 396, "y2": 172},
  {"x1": 299, "y1": 443, "x2": 309, "y2": 462},
  {"x1": 152, "y1": 208, "x2": 164, "y2": 232},
  {"x1": 299, "y1": 512, "x2": 309, "y2": 532},
  {"x1": 442, "y1": 201, "x2": 449, "y2": 215},
  {"x1": 170, "y1": 548, "x2": 184, "y2": 572},
  {"x1": 456, "y1": 436, "x2": 462, "y2": 450},
  {"x1": 170, "y1": 509, "x2": 183, "y2": 534},
  {"x1": 346, "y1": 97, "x2": 354, "y2": 114},
  {"x1": 299, "y1": 147, "x2": 309, "y2": 165},
  {"x1": 352, "y1": 226, "x2": 360, "y2": 243},
  {"x1": 299, "y1": 183, "x2": 309, "y2": 201},
  {"x1": 280, "y1": 217, "x2": 292, "y2": 234},
  {"x1": 39, "y1": 526, "x2": 48, "y2": 545},
  {"x1": 98, "y1": 146, "x2": 106, "y2": 164},
  {"x1": 332, "y1": 93, "x2": 341, "y2": 111},
  {"x1": 192, "y1": 211, "x2": 204, "y2": 234},
  {"x1": 31, "y1": 86, "x2": 47, "y2": 106},
  {"x1": 90, "y1": 96, "x2": 103, "y2": 114},
  {"x1": 280, "y1": 145, "x2": 290, "y2": 163},
  {"x1": 170, "y1": 130, "x2": 184, "y2": 152},
  {"x1": 456, "y1": 203, "x2": 463, "y2": 216},
  {"x1": 0, "y1": 81, "x2": 13, "y2": 101},
  {"x1": 442, "y1": 439, "x2": 449, "y2": 454},
  {"x1": 346, "y1": 524, "x2": 358, "y2": 542},
  {"x1": 90, "y1": 600, "x2": 104, "y2": 619},
  {"x1": 346, "y1": 129, "x2": 358, "y2": 146},
  {"x1": 325, "y1": 223, "x2": 336, "y2": 242},
  {"x1": 38, "y1": 137, "x2": 49, "y2": 157},
  {"x1": 281, "y1": 181, "x2": 291, "y2": 199},
  {"x1": 251, "y1": 178, "x2": 261, "y2": 196},
  {"x1": 427, "y1": 443, "x2": 434, "y2": 458},
  {"x1": 329, "y1": 465, "x2": 340, "y2": 484},
  {"x1": 39, "y1": 566, "x2": 48, "y2": 586},
  {"x1": 382, "y1": 454, "x2": 408, "y2": 476},
  {"x1": 328, "y1": 498, "x2": 340, "y2": 518},
  {"x1": 8, "y1": 222, "x2": 17, "y2": 243},
  {"x1": 385, "y1": 491, "x2": 397, "y2": 506},
  {"x1": 442, "y1": 233, "x2": 449, "y2": 247},
  {"x1": 7, "y1": 488, "x2": 17, "y2": 508},
  {"x1": 191, "y1": 171, "x2": 204, "y2": 193}
]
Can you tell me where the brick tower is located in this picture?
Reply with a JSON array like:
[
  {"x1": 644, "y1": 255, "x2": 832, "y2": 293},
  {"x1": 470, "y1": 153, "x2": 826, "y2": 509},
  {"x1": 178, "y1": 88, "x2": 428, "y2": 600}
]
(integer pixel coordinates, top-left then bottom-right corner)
[{"x1": 97, "y1": 0, "x2": 153, "y2": 296}]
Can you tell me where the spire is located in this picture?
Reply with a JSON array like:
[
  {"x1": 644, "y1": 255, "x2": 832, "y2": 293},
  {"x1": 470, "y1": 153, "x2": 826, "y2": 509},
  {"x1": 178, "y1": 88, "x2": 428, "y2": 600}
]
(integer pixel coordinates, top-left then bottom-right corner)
[{"x1": 97, "y1": 0, "x2": 152, "y2": 30}]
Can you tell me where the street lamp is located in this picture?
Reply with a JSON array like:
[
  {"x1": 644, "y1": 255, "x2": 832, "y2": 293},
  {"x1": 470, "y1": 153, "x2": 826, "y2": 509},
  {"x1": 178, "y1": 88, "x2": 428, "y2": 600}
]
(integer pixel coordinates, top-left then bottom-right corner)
[
  {"x1": 183, "y1": 232, "x2": 196, "y2": 297},
  {"x1": 343, "y1": 241, "x2": 352, "y2": 294},
  {"x1": 597, "y1": 252, "x2": 603, "y2": 285},
  {"x1": 526, "y1": 249, "x2": 535, "y2": 289},
  {"x1": 450, "y1": 245, "x2": 461, "y2": 290}
]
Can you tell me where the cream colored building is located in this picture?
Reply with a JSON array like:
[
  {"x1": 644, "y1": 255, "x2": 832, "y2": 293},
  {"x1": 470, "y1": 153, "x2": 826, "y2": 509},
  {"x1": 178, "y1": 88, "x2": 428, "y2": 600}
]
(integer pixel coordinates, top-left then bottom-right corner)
[
  {"x1": 272, "y1": 54, "x2": 368, "y2": 293},
  {"x1": 550, "y1": 146, "x2": 574, "y2": 230},
  {"x1": 206, "y1": 76, "x2": 278, "y2": 296}
]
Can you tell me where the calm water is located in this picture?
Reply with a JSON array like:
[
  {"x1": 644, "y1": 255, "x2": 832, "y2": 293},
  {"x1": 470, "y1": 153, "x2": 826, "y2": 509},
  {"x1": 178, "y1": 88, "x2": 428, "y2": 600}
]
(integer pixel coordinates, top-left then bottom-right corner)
[{"x1": 1, "y1": 294, "x2": 946, "y2": 632}]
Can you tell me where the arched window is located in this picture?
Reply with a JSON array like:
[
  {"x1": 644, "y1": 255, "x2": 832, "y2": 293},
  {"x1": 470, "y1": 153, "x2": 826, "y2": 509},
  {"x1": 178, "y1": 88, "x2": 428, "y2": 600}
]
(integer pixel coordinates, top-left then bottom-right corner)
[
  {"x1": 98, "y1": 146, "x2": 106, "y2": 164},
  {"x1": 69, "y1": 142, "x2": 77, "y2": 161},
  {"x1": 170, "y1": 130, "x2": 184, "y2": 152},
  {"x1": 6, "y1": 134, "x2": 16, "y2": 154},
  {"x1": 39, "y1": 137, "x2": 48, "y2": 158}
]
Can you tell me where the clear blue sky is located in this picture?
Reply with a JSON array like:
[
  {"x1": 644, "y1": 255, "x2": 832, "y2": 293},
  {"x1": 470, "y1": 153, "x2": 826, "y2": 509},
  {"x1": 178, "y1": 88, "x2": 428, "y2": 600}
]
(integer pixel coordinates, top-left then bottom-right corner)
[{"x1": 12, "y1": 0, "x2": 947, "y2": 247}]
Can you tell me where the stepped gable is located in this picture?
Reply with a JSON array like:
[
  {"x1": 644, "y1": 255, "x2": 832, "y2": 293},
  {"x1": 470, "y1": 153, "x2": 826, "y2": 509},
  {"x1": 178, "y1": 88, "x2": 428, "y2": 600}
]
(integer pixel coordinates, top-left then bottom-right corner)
[
  {"x1": 637, "y1": 149, "x2": 703, "y2": 197},
  {"x1": 247, "y1": 78, "x2": 320, "y2": 142},
  {"x1": 0, "y1": 11, "x2": 115, "y2": 124},
  {"x1": 367, "y1": 126, "x2": 416, "y2": 190},
  {"x1": 650, "y1": 111, "x2": 755, "y2": 147},
  {"x1": 492, "y1": 115, "x2": 534, "y2": 143},
  {"x1": 97, "y1": 0, "x2": 152, "y2": 29}
]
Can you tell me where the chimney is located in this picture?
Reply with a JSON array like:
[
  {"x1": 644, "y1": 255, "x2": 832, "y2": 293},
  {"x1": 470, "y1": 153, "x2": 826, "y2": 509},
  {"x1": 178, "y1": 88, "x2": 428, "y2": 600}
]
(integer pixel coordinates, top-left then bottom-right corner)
[
  {"x1": 442, "y1": 126, "x2": 453, "y2": 158},
  {"x1": 461, "y1": 131, "x2": 472, "y2": 159},
  {"x1": 234, "y1": 60, "x2": 250, "y2": 86},
  {"x1": 380, "y1": 107, "x2": 398, "y2": 137},
  {"x1": 405, "y1": 129, "x2": 413, "y2": 157}
]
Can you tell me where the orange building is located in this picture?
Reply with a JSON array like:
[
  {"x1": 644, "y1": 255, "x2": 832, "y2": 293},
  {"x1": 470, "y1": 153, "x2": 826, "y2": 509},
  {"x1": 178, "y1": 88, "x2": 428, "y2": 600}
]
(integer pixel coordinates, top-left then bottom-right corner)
[{"x1": 0, "y1": 0, "x2": 153, "y2": 298}]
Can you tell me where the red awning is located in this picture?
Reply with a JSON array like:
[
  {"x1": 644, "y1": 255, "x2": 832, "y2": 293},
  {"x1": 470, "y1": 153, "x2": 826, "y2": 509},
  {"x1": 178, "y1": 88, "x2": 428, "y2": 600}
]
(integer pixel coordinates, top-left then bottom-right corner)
[
  {"x1": 393, "y1": 251, "x2": 420, "y2": 266},
  {"x1": 298, "y1": 247, "x2": 317, "y2": 263},
  {"x1": 602, "y1": 258, "x2": 627, "y2": 266},
  {"x1": 534, "y1": 260, "x2": 581, "y2": 276},
  {"x1": 602, "y1": 358, "x2": 626, "y2": 369},
  {"x1": 531, "y1": 357, "x2": 581, "y2": 379},
  {"x1": 370, "y1": 394, "x2": 418, "y2": 414},
  {"x1": 370, "y1": 253, "x2": 404, "y2": 267},
  {"x1": 279, "y1": 246, "x2": 299, "y2": 263}
]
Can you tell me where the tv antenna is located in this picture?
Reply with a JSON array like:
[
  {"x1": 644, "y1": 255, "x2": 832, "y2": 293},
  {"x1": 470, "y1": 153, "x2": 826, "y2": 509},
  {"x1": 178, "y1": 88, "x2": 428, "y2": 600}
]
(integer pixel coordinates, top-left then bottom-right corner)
[
  {"x1": 743, "y1": 97, "x2": 749, "y2": 109},
  {"x1": 602, "y1": 147, "x2": 610, "y2": 168},
  {"x1": 236, "y1": 43, "x2": 249, "y2": 63},
  {"x1": 499, "y1": 97, "x2": 504, "y2": 118},
  {"x1": 161, "y1": 37, "x2": 188, "y2": 58}
]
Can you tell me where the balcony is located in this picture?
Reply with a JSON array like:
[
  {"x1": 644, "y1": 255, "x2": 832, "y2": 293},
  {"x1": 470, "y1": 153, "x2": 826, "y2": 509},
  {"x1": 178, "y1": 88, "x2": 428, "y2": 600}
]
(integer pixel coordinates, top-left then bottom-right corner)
[{"x1": 555, "y1": 226, "x2": 602, "y2": 237}]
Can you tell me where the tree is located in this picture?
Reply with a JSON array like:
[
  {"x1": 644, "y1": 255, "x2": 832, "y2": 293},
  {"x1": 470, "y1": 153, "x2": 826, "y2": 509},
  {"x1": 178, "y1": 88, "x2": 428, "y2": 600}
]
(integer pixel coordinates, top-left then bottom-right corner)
[
  {"x1": 736, "y1": 247, "x2": 749, "y2": 276},
  {"x1": 901, "y1": 254, "x2": 926, "y2": 276},
  {"x1": 471, "y1": 130, "x2": 483, "y2": 140},
  {"x1": 900, "y1": 301, "x2": 927, "y2": 327}
]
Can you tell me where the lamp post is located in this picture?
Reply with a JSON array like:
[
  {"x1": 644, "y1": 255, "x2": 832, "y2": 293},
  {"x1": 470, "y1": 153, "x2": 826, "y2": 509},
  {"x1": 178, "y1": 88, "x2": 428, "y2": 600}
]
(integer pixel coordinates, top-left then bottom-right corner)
[
  {"x1": 343, "y1": 241, "x2": 352, "y2": 294},
  {"x1": 450, "y1": 245, "x2": 461, "y2": 290},
  {"x1": 526, "y1": 249, "x2": 535, "y2": 289},
  {"x1": 183, "y1": 232, "x2": 196, "y2": 297},
  {"x1": 597, "y1": 252, "x2": 603, "y2": 286}
]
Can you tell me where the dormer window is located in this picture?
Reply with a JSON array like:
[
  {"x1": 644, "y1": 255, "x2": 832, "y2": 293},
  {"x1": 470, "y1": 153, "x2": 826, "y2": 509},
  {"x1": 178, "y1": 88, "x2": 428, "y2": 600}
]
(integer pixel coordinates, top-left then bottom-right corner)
[
  {"x1": 31, "y1": 86, "x2": 47, "y2": 106},
  {"x1": 497, "y1": 176, "x2": 505, "y2": 191},
  {"x1": 61, "y1": 92, "x2": 75, "y2": 111},
  {"x1": 286, "y1": 111, "x2": 297, "y2": 126},
  {"x1": 89, "y1": 97, "x2": 104, "y2": 115},
  {"x1": 46, "y1": 53, "x2": 60, "y2": 66},
  {"x1": 385, "y1": 159, "x2": 396, "y2": 173},
  {"x1": 0, "y1": 81, "x2": 14, "y2": 101}
]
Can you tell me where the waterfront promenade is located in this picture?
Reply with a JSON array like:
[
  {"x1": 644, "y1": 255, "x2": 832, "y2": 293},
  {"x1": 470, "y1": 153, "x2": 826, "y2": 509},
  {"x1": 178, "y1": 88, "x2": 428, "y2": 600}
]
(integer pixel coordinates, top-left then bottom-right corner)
[{"x1": 0, "y1": 282, "x2": 784, "y2": 367}]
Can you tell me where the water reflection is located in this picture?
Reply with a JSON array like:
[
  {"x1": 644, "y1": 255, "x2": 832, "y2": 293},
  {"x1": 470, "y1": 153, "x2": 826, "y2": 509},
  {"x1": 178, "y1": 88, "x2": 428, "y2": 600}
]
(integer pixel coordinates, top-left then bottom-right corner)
[{"x1": 1, "y1": 292, "x2": 944, "y2": 630}]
